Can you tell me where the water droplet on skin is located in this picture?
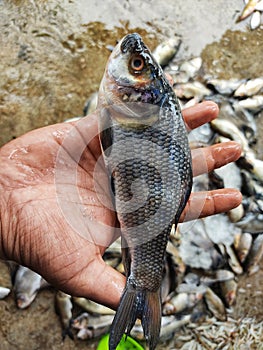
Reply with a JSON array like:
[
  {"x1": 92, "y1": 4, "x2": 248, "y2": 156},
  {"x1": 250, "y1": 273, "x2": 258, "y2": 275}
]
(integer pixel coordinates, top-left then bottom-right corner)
[
  {"x1": 52, "y1": 130, "x2": 64, "y2": 141},
  {"x1": 8, "y1": 147, "x2": 28, "y2": 159}
]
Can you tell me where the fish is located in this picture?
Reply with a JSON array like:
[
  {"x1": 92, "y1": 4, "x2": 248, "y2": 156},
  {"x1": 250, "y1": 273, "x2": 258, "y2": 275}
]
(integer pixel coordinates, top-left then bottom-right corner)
[
  {"x1": 219, "y1": 278, "x2": 238, "y2": 306},
  {"x1": 250, "y1": 10, "x2": 261, "y2": 29},
  {"x1": 234, "y1": 95, "x2": 263, "y2": 113},
  {"x1": 97, "y1": 33, "x2": 192, "y2": 349},
  {"x1": 206, "y1": 78, "x2": 245, "y2": 96},
  {"x1": 13, "y1": 265, "x2": 49, "y2": 309},
  {"x1": 234, "y1": 78, "x2": 263, "y2": 97},
  {"x1": 174, "y1": 81, "x2": 212, "y2": 100},
  {"x1": 236, "y1": 232, "x2": 253, "y2": 263},
  {"x1": 162, "y1": 292, "x2": 202, "y2": 316},
  {"x1": 73, "y1": 297, "x2": 115, "y2": 315},
  {"x1": 236, "y1": 0, "x2": 260, "y2": 22},
  {"x1": 55, "y1": 291, "x2": 74, "y2": 340},
  {"x1": 204, "y1": 287, "x2": 226, "y2": 321},
  {"x1": 152, "y1": 36, "x2": 182, "y2": 67},
  {"x1": 211, "y1": 118, "x2": 263, "y2": 182},
  {"x1": 72, "y1": 313, "x2": 114, "y2": 340},
  {"x1": 0, "y1": 286, "x2": 11, "y2": 299}
]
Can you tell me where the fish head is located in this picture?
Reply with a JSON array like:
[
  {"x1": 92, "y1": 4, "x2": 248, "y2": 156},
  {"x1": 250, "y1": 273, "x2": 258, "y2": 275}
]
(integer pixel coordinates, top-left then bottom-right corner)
[{"x1": 99, "y1": 33, "x2": 170, "y2": 128}]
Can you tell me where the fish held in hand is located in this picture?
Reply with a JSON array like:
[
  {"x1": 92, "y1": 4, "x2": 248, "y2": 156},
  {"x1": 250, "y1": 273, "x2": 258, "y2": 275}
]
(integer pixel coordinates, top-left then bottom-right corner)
[{"x1": 98, "y1": 33, "x2": 192, "y2": 349}]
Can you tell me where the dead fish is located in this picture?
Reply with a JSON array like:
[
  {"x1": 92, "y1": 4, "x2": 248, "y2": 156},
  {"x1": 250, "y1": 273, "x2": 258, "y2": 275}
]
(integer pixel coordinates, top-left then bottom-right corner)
[
  {"x1": 211, "y1": 118, "x2": 263, "y2": 181},
  {"x1": 204, "y1": 287, "x2": 226, "y2": 321},
  {"x1": 200, "y1": 269, "x2": 235, "y2": 285},
  {"x1": 236, "y1": 0, "x2": 260, "y2": 22},
  {"x1": 0, "y1": 286, "x2": 11, "y2": 299},
  {"x1": 73, "y1": 297, "x2": 115, "y2": 315},
  {"x1": 234, "y1": 78, "x2": 263, "y2": 97},
  {"x1": 189, "y1": 122, "x2": 215, "y2": 146},
  {"x1": 162, "y1": 292, "x2": 203, "y2": 316},
  {"x1": 55, "y1": 291, "x2": 74, "y2": 340},
  {"x1": 250, "y1": 10, "x2": 262, "y2": 29},
  {"x1": 13, "y1": 266, "x2": 49, "y2": 309},
  {"x1": 220, "y1": 279, "x2": 238, "y2": 307},
  {"x1": 174, "y1": 81, "x2": 212, "y2": 99},
  {"x1": 77, "y1": 325, "x2": 111, "y2": 340},
  {"x1": 228, "y1": 204, "x2": 245, "y2": 223},
  {"x1": 159, "y1": 315, "x2": 191, "y2": 340},
  {"x1": 234, "y1": 95, "x2": 263, "y2": 113},
  {"x1": 179, "y1": 57, "x2": 202, "y2": 80},
  {"x1": 203, "y1": 214, "x2": 238, "y2": 246},
  {"x1": 152, "y1": 36, "x2": 182, "y2": 66},
  {"x1": 130, "y1": 315, "x2": 191, "y2": 341},
  {"x1": 72, "y1": 312, "x2": 89, "y2": 330},
  {"x1": 236, "y1": 212, "x2": 263, "y2": 233},
  {"x1": 217, "y1": 100, "x2": 257, "y2": 144},
  {"x1": 214, "y1": 162, "x2": 242, "y2": 190},
  {"x1": 73, "y1": 313, "x2": 114, "y2": 340},
  {"x1": 236, "y1": 232, "x2": 253, "y2": 263},
  {"x1": 218, "y1": 244, "x2": 243, "y2": 275},
  {"x1": 246, "y1": 235, "x2": 263, "y2": 275},
  {"x1": 210, "y1": 118, "x2": 250, "y2": 155},
  {"x1": 72, "y1": 313, "x2": 114, "y2": 330},
  {"x1": 206, "y1": 78, "x2": 244, "y2": 96},
  {"x1": 98, "y1": 33, "x2": 192, "y2": 350}
]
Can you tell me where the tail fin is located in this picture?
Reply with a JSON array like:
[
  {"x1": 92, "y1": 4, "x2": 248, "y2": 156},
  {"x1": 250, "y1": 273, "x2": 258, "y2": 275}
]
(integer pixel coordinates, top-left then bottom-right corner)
[{"x1": 109, "y1": 282, "x2": 161, "y2": 350}]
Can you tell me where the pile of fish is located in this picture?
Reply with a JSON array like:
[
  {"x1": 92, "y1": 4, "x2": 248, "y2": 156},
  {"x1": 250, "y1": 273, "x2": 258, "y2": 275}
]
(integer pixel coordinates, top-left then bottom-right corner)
[{"x1": 0, "y1": 35, "x2": 263, "y2": 349}]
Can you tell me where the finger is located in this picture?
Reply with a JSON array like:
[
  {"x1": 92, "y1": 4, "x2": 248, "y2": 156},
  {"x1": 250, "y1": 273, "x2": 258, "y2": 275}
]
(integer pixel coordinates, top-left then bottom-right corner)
[
  {"x1": 76, "y1": 258, "x2": 125, "y2": 310},
  {"x1": 182, "y1": 101, "x2": 219, "y2": 131},
  {"x1": 191, "y1": 141, "x2": 242, "y2": 177},
  {"x1": 180, "y1": 188, "x2": 242, "y2": 222}
]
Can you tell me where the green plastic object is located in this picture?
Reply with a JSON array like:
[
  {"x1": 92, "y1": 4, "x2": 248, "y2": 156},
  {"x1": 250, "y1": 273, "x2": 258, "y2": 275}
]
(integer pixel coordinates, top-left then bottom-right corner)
[{"x1": 97, "y1": 333, "x2": 144, "y2": 350}]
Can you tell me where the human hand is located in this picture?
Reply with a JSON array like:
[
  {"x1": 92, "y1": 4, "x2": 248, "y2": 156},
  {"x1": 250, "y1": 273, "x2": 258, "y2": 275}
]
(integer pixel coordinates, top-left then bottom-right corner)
[{"x1": 0, "y1": 101, "x2": 242, "y2": 309}]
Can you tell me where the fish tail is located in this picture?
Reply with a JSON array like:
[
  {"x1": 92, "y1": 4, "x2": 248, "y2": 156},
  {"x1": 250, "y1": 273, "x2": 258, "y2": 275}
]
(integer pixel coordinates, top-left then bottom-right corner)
[
  {"x1": 109, "y1": 282, "x2": 161, "y2": 350},
  {"x1": 141, "y1": 289, "x2": 162, "y2": 350}
]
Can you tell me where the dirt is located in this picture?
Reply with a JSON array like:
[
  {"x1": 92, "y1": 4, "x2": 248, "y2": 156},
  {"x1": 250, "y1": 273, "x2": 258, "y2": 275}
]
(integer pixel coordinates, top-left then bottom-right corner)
[{"x1": 0, "y1": 0, "x2": 263, "y2": 349}]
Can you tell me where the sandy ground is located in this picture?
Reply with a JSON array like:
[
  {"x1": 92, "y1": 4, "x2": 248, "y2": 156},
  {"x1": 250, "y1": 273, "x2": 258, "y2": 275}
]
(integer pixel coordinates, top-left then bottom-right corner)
[{"x1": 0, "y1": 0, "x2": 262, "y2": 349}]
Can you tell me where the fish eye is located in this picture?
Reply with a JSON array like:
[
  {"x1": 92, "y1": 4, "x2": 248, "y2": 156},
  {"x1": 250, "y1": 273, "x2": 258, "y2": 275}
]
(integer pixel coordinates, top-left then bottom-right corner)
[{"x1": 130, "y1": 55, "x2": 145, "y2": 72}]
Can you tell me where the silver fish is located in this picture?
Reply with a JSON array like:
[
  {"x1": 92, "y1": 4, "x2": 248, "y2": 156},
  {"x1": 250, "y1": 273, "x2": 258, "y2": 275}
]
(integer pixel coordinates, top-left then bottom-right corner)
[
  {"x1": 234, "y1": 78, "x2": 263, "y2": 97},
  {"x1": 0, "y1": 286, "x2": 11, "y2": 299},
  {"x1": 73, "y1": 297, "x2": 115, "y2": 315},
  {"x1": 152, "y1": 36, "x2": 181, "y2": 66},
  {"x1": 13, "y1": 265, "x2": 49, "y2": 309},
  {"x1": 55, "y1": 291, "x2": 73, "y2": 340},
  {"x1": 206, "y1": 78, "x2": 245, "y2": 95},
  {"x1": 162, "y1": 292, "x2": 202, "y2": 316},
  {"x1": 204, "y1": 287, "x2": 227, "y2": 321},
  {"x1": 98, "y1": 33, "x2": 192, "y2": 349},
  {"x1": 220, "y1": 278, "x2": 238, "y2": 307},
  {"x1": 250, "y1": 10, "x2": 261, "y2": 29},
  {"x1": 236, "y1": 232, "x2": 253, "y2": 263}
]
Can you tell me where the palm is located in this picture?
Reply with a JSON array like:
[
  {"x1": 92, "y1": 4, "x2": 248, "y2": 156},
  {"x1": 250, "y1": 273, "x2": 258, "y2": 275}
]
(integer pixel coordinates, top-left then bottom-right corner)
[{"x1": 0, "y1": 102, "x2": 242, "y2": 308}]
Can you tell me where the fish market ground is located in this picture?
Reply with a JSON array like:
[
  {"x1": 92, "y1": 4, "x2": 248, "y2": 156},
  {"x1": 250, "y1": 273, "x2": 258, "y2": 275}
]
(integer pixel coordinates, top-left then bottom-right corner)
[{"x1": 0, "y1": 0, "x2": 263, "y2": 349}]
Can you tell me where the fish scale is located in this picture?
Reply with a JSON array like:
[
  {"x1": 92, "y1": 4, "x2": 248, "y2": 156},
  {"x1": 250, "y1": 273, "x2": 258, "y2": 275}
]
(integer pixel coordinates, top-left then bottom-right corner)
[{"x1": 98, "y1": 33, "x2": 192, "y2": 350}]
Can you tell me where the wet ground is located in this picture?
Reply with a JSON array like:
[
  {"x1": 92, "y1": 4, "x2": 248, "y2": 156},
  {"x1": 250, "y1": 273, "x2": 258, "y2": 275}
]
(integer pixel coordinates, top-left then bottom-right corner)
[{"x1": 0, "y1": 0, "x2": 263, "y2": 349}]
